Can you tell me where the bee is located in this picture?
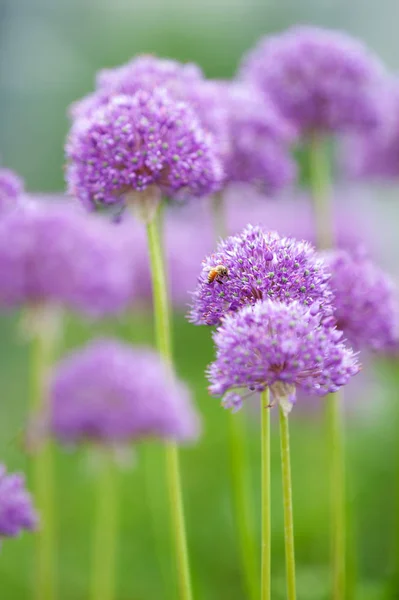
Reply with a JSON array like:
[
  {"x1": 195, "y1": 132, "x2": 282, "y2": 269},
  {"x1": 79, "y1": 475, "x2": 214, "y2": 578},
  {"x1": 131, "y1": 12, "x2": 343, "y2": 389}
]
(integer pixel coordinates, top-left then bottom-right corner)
[{"x1": 208, "y1": 264, "x2": 229, "y2": 284}]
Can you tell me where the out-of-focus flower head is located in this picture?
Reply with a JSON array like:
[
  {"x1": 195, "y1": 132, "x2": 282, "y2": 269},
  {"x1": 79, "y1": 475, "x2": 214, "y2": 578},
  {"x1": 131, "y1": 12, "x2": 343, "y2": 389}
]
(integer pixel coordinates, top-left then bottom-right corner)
[
  {"x1": 325, "y1": 247, "x2": 399, "y2": 353},
  {"x1": 0, "y1": 464, "x2": 37, "y2": 539},
  {"x1": 66, "y1": 89, "x2": 223, "y2": 211},
  {"x1": 222, "y1": 82, "x2": 296, "y2": 191},
  {"x1": 0, "y1": 200, "x2": 134, "y2": 317},
  {"x1": 345, "y1": 78, "x2": 399, "y2": 179},
  {"x1": 0, "y1": 168, "x2": 25, "y2": 214},
  {"x1": 189, "y1": 224, "x2": 333, "y2": 326},
  {"x1": 207, "y1": 300, "x2": 360, "y2": 413},
  {"x1": 240, "y1": 26, "x2": 387, "y2": 135},
  {"x1": 50, "y1": 338, "x2": 200, "y2": 445}
]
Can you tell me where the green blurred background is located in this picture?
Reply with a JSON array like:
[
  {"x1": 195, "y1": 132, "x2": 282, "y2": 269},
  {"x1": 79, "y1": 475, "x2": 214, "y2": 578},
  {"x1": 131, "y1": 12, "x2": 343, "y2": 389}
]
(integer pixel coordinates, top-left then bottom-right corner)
[{"x1": 1, "y1": 0, "x2": 399, "y2": 598}]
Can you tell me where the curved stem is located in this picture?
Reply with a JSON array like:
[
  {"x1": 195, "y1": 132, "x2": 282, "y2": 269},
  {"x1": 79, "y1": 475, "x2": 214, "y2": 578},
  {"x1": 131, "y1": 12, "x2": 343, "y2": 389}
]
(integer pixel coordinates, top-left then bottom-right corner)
[
  {"x1": 260, "y1": 389, "x2": 271, "y2": 600},
  {"x1": 327, "y1": 392, "x2": 346, "y2": 600},
  {"x1": 146, "y1": 213, "x2": 193, "y2": 600},
  {"x1": 29, "y1": 308, "x2": 60, "y2": 600},
  {"x1": 90, "y1": 451, "x2": 118, "y2": 600},
  {"x1": 279, "y1": 406, "x2": 296, "y2": 600},
  {"x1": 308, "y1": 133, "x2": 335, "y2": 250}
]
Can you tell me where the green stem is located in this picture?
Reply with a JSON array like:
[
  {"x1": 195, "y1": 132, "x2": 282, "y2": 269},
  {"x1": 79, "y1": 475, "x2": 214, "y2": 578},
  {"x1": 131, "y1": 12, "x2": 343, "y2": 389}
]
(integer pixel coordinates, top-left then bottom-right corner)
[
  {"x1": 90, "y1": 451, "x2": 118, "y2": 600},
  {"x1": 146, "y1": 212, "x2": 193, "y2": 600},
  {"x1": 228, "y1": 411, "x2": 258, "y2": 600},
  {"x1": 327, "y1": 392, "x2": 346, "y2": 600},
  {"x1": 279, "y1": 406, "x2": 296, "y2": 600},
  {"x1": 308, "y1": 134, "x2": 349, "y2": 599},
  {"x1": 260, "y1": 389, "x2": 271, "y2": 600},
  {"x1": 308, "y1": 133, "x2": 335, "y2": 250},
  {"x1": 29, "y1": 312, "x2": 59, "y2": 600}
]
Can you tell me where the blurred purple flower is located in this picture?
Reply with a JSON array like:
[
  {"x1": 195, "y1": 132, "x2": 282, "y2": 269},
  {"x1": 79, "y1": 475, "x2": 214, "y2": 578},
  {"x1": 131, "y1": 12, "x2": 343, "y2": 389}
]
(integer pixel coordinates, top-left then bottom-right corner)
[
  {"x1": 50, "y1": 339, "x2": 200, "y2": 445},
  {"x1": 344, "y1": 79, "x2": 399, "y2": 180},
  {"x1": 240, "y1": 26, "x2": 386, "y2": 135},
  {"x1": 189, "y1": 224, "x2": 333, "y2": 326},
  {"x1": 207, "y1": 300, "x2": 360, "y2": 413},
  {"x1": 0, "y1": 464, "x2": 37, "y2": 539},
  {"x1": 0, "y1": 200, "x2": 134, "y2": 317},
  {"x1": 325, "y1": 247, "x2": 399, "y2": 352},
  {"x1": 222, "y1": 82, "x2": 296, "y2": 191},
  {"x1": 66, "y1": 89, "x2": 223, "y2": 209},
  {"x1": 0, "y1": 168, "x2": 24, "y2": 213}
]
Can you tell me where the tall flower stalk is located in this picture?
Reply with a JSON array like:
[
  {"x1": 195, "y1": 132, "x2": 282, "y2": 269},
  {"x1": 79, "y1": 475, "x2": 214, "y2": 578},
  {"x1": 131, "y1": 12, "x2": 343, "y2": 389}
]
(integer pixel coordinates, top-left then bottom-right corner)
[
  {"x1": 279, "y1": 406, "x2": 296, "y2": 600},
  {"x1": 90, "y1": 451, "x2": 119, "y2": 600},
  {"x1": 260, "y1": 389, "x2": 271, "y2": 600},
  {"x1": 308, "y1": 133, "x2": 346, "y2": 600},
  {"x1": 27, "y1": 307, "x2": 61, "y2": 600},
  {"x1": 146, "y1": 210, "x2": 193, "y2": 600},
  {"x1": 211, "y1": 194, "x2": 259, "y2": 600}
]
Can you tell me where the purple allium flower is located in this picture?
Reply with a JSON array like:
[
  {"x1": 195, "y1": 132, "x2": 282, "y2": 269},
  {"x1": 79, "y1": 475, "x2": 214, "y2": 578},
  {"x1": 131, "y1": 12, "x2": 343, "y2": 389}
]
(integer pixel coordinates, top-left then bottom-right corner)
[
  {"x1": 0, "y1": 200, "x2": 134, "y2": 316},
  {"x1": 344, "y1": 80, "x2": 399, "y2": 180},
  {"x1": 70, "y1": 55, "x2": 204, "y2": 121},
  {"x1": 70, "y1": 56, "x2": 229, "y2": 156},
  {"x1": 222, "y1": 82, "x2": 296, "y2": 190},
  {"x1": 189, "y1": 225, "x2": 333, "y2": 326},
  {"x1": 325, "y1": 248, "x2": 399, "y2": 352},
  {"x1": 207, "y1": 300, "x2": 360, "y2": 413},
  {"x1": 66, "y1": 89, "x2": 223, "y2": 209},
  {"x1": 0, "y1": 464, "x2": 37, "y2": 539},
  {"x1": 240, "y1": 26, "x2": 386, "y2": 135},
  {"x1": 50, "y1": 339, "x2": 200, "y2": 444},
  {"x1": 0, "y1": 168, "x2": 24, "y2": 213}
]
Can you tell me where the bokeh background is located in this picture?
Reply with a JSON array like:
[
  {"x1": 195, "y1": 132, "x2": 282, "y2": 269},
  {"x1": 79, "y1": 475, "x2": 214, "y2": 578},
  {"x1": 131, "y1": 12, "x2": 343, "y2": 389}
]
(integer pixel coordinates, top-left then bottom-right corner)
[{"x1": 1, "y1": 0, "x2": 399, "y2": 598}]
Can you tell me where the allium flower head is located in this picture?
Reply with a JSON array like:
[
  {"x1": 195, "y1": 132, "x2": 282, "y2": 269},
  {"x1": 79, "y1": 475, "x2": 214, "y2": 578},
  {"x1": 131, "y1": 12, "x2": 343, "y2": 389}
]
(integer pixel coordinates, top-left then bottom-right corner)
[
  {"x1": 207, "y1": 300, "x2": 360, "y2": 413},
  {"x1": 345, "y1": 80, "x2": 399, "y2": 179},
  {"x1": 66, "y1": 89, "x2": 223, "y2": 209},
  {"x1": 325, "y1": 248, "x2": 399, "y2": 352},
  {"x1": 50, "y1": 339, "x2": 200, "y2": 445},
  {"x1": 70, "y1": 56, "x2": 229, "y2": 158},
  {"x1": 189, "y1": 225, "x2": 333, "y2": 326},
  {"x1": 223, "y1": 82, "x2": 296, "y2": 190},
  {"x1": 70, "y1": 55, "x2": 204, "y2": 120},
  {"x1": 0, "y1": 200, "x2": 134, "y2": 316},
  {"x1": 0, "y1": 465, "x2": 37, "y2": 539},
  {"x1": 240, "y1": 26, "x2": 386, "y2": 135},
  {"x1": 0, "y1": 168, "x2": 24, "y2": 213}
]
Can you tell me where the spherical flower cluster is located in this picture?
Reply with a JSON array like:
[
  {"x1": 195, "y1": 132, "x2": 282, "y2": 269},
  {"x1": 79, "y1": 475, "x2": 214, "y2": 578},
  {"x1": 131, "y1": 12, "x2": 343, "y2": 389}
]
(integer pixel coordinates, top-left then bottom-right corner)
[
  {"x1": 70, "y1": 55, "x2": 204, "y2": 121},
  {"x1": 189, "y1": 225, "x2": 333, "y2": 326},
  {"x1": 66, "y1": 89, "x2": 223, "y2": 209},
  {"x1": 240, "y1": 26, "x2": 386, "y2": 135},
  {"x1": 0, "y1": 168, "x2": 24, "y2": 213},
  {"x1": 70, "y1": 55, "x2": 229, "y2": 157},
  {"x1": 50, "y1": 339, "x2": 200, "y2": 444},
  {"x1": 0, "y1": 464, "x2": 37, "y2": 540},
  {"x1": 223, "y1": 82, "x2": 296, "y2": 190},
  {"x1": 207, "y1": 300, "x2": 360, "y2": 413},
  {"x1": 325, "y1": 248, "x2": 399, "y2": 352},
  {"x1": 0, "y1": 200, "x2": 134, "y2": 316},
  {"x1": 345, "y1": 81, "x2": 399, "y2": 179}
]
